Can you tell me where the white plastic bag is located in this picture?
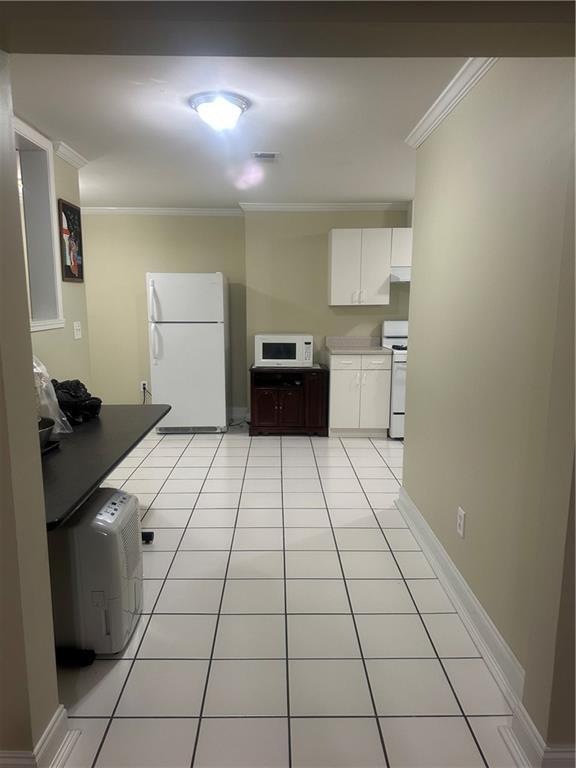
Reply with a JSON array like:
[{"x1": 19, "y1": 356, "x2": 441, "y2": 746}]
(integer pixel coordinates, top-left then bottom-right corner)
[{"x1": 33, "y1": 356, "x2": 72, "y2": 434}]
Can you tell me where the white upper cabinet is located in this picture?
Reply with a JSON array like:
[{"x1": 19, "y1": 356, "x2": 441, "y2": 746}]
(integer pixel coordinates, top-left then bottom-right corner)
[
  {"x1": 360, "y1": 228, "x2": 392, "y2": 305},
  {"x1": 329, "y1": 228, "x2": 391, "y2": 306},
  {"x1": 329, "y1": 228, "x2": 362, "y2": 305},
  {"x1": 391, "y1": 228, "x2": 413, "y2": 267}
]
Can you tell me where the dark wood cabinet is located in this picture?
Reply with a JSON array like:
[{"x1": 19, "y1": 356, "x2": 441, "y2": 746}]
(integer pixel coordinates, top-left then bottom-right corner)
[
  {"x1": 278, "y1": 388, "x2": 304, "y2": 426},
  {"x1": 250, "y1": 366, "x2": 329, "y2": 436},
  {"x1": 252, "y1": 388, "x2": 278, "y2": 427}
]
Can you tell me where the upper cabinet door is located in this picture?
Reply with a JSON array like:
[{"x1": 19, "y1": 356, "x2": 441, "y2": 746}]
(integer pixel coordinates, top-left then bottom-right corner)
[
  {"x1": 391, "y1": 228, "x2": 413, "y2": 267},
  {"x1": 329, "y1": 229, "x2": 362, "y2": 305},
  {"x1": 360, "y1": 228, "x2": 391, "y2": 305}
]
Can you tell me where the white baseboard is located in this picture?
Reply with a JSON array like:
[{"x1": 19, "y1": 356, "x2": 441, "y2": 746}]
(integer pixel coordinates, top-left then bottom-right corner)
[
  {"x1": 542, "y1": 747, "x2": 576, "y2": 767},
  {"x1": 501, "y1": 717, "x2": 575, "y2": 768},
  {"x1": 397, "y1": 488, "x2": 525, "y2": 698},
  {"x1": 396, "y1": 487, "x2": 574, "y2": 768},
  {"x1": 329, "y1": 428, "x2": 389, "y2": 438},
  {"x1": 0, "y1": 753, "x2": 36, "y2": 768},
  {"x1": 0, "y1": 706, "x2": 79, "y2": 768}
]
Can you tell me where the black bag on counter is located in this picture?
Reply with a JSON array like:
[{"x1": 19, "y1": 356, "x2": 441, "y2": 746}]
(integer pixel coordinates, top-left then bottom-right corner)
[{"x1": 51, "y1": 379, "x2": 102, "y2": 424}]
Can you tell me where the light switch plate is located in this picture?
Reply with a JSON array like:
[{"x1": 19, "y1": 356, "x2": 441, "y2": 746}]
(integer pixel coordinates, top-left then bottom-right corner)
[{"x1": 73, "y1": 321, "x2": 82, "y2": 340}]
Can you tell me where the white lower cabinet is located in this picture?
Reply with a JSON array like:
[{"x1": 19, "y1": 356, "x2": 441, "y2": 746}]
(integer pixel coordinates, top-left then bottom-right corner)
[
  {"x1": 359, "y1": 370, "x2": 391, "y2": 429},
  {"x1": 330, "y1": 370, "x2": 361, "y2": 429},
  {"x1": 328, "y1": 354, "x2": 391, "y2": 433}
]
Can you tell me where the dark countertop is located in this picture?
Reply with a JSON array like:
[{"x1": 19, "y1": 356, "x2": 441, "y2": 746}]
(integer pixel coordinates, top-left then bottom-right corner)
[{"x1": 43, "y1": 404, "x2": 170, "y2": 530}]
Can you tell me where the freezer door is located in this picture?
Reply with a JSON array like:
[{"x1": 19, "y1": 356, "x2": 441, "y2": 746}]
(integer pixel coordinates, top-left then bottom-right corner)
[
  {"x1": 149, "y1": 323, "x2": 227, "y2": 429},
  {"x1": 147, "y1": 272, "x2": 224, "y2": 323}
]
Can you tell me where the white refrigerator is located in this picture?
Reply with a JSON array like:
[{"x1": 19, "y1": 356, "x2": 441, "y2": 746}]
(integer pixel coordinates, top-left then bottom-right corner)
[{"x1": 146, "y1": 272, "x2": 230, "y2": 432}]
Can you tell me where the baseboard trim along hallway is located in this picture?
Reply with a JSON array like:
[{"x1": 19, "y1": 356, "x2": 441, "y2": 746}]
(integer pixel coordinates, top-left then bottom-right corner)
[
  {"x1": 0, "y1": 706, "x2": 79, "y2": 768},
  {"x1": 396, "y1": 487, "x2": 574, "y2": 768}
]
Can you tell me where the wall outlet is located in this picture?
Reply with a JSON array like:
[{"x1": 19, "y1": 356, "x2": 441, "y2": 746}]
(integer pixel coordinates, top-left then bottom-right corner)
[
  {"x1": 457, "y1": 507, "x2": 466, "y2": 538},
  {"x1": 140, "y1": 381, "x2": 148, "y2": 393},
  {"x1": 73, "y1": 320, "x2": 82, "y2": 340}
]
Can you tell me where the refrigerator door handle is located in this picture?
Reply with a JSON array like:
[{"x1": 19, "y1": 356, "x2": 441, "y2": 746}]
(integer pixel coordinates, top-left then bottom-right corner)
[
  {"x1": 148, "y1": 279, "x2": 157, "y2": 323},
  {"x1": 151, "y1": 323, "x2": 160, "y2": 365}
]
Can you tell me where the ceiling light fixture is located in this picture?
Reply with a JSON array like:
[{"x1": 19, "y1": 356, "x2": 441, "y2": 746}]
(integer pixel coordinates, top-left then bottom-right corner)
[{"x1": 189, "y1": 91, "x2": 250, "y2": 131}]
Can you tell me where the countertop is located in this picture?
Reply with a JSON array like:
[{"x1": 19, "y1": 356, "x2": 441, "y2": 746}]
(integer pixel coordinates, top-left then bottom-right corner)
[
  {"x1": 325, "y1": 345, "x2": 393, "y2": 356},
  {"x1": 43, "y1": 404, "x2": 170, "y2": 530},
  {"x1": 324, "y1": 335, "x2": 395, "y2": 356}
]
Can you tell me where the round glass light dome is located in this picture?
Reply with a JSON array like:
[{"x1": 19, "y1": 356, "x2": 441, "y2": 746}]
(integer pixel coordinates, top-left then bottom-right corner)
[{"x1": 189, "y1": 92, "x2": 250, "y2": 131}]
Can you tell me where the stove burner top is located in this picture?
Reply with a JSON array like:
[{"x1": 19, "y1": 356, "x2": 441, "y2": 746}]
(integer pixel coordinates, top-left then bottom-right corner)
[{"x1": 392, "y1": 344, "x2": 407, "y2": 350}]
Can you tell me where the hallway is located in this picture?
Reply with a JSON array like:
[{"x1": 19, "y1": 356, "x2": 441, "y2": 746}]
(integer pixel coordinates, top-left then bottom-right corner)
[{"x1": 60, "y1": 432, "x2": 514, "y2": 768}]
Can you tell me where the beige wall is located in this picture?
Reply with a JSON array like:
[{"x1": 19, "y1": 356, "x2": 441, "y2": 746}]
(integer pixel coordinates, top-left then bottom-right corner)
[
  {"x1": 31, "y1": 155, "x2": 93, "y2": 388},
  {"x1": 83, "y1": 214, "x2": 246, "y2": 409},
  {"x1": 404, "y1": 58, "x2": 574, "y2": 740},
  {"x1": 0, "y1": 51, "x2": 59, "y2": 751},
  {"x1": 83, "y1": 210, "x2": 409, "y2": 414},
  {"x1": 245, "y1": 211, "x2": 410, "y2": 368}
]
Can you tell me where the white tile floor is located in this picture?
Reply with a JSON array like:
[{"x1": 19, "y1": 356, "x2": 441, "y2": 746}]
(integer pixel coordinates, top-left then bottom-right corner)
[{"x1": 62, "y1": 431, "x2": 513, "y2": 768}]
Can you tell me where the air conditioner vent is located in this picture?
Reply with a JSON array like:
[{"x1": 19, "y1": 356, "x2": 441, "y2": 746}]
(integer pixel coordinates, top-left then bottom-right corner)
[
  {"x1": 251, "y1": 152, "x2": 280, "y2": 162},
  {"x1": 120, "y1": 506, "x2": 141, "y2": 577}
]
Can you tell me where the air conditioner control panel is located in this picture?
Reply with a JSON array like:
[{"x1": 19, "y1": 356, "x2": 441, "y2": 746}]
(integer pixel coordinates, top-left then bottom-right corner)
[{"x1": 96, "y1": 491, "x2": 132, "y2": 524}]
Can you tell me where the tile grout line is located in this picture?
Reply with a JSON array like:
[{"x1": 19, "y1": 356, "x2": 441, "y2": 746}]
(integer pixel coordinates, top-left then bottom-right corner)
[
  {"x1": 146, "y1": 546, "x2": 428, "y2": 552},
  {"x1": 189, "y1": 433, "x2": 252, "y2": 768},
  {"x1": 138, "y1": 434, "x2": 192, "y2": 524},
  {"x1": 93, "y1": 655, "x2": 483, "y2": 662},
  {"x1": 310, "y1": 439, "x2": 392, "y2": 768},
  {"x1": 141, "y1": 576, "x2": 443, "y2": 581},
  {"x1": 280, "y1": 437, "x2": 293, "y2": 768},
  {"x1": 89, "y1": 432, "x2": 216, "y2": 768},
  {"x1": 139, "y1": 611, "x2": 458, "y2": 616},
  {"x1": 72, "y1": 712, "x2": 505, "y2": 719},
  {"x1": 351, "y1": 439, "x2": 492, "y2": 768},
  {"x1": 146, "y1": 434, "x2": 223, "y2": 613},
  {"x1": 109, "y1": 434, "x2": 158, "y2": 484}
]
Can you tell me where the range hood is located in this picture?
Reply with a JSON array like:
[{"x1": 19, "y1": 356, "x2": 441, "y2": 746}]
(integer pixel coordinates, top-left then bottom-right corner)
[{"x1": 390, "y1": 265, "x2": 411, "y2": 282}]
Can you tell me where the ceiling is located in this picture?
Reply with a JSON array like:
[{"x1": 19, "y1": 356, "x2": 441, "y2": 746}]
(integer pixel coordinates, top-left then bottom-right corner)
[{"x1": 10, "y1": 55, "x2": 464, "y2": 208}]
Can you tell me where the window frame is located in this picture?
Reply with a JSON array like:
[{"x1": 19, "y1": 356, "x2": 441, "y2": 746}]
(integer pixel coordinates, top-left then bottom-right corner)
[{"x1": 13, "y1": 116, "x2": 65, "y2": 332}]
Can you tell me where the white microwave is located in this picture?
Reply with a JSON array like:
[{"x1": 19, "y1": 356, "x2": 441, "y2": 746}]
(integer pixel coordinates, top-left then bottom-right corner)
[{"x1": 254, "y1": 334, "x2": 314, "y2": 367}]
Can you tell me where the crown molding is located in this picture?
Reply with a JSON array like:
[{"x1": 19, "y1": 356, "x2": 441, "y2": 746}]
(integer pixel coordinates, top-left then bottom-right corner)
[
  {"x1": 82, "y1": 207, "x2": 243, "y2": 217},
  {"x1": 239, "y1": 202, "x2": 410, "y2": 213},
  {"x1": 53, "y1": 142, "x2": 88, "y2": 169},
  {"x1": 405, "y1": 57, "x2": 500, "y2": 149}
]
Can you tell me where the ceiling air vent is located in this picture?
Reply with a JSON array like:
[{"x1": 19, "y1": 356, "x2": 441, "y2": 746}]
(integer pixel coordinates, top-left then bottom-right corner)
[{"x1": 251, "y1": 152, "x2": 280, "y2": 162}]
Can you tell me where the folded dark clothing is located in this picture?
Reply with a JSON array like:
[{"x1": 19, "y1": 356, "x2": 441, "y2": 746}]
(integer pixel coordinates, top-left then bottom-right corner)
[{"x1": 52, "y1": 378, "x2": 102, "y2": 424}]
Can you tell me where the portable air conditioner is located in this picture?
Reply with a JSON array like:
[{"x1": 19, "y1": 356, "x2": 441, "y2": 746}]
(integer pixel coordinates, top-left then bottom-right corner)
[{"x1": 48, "y1": 488, "x2": 143, "y2": 655}]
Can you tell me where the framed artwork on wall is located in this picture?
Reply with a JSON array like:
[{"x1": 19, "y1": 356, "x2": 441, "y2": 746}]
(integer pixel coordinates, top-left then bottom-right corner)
[{"x1": 58, "y1": 198, "x2": 84, "y2": 282}]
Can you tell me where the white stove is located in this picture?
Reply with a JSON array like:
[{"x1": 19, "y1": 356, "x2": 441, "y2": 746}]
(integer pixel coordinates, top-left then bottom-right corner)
[{"x1": 382, "y1": 321, "x2": 408, "y2": 439}]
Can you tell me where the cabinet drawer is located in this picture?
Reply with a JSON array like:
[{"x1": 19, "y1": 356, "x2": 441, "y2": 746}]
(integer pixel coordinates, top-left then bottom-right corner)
[
  {"x1": 361, "y1": 355, "x2": 391, "y2": 371},
  {"x1": 330, "y1": 355, "x2": 361, "y2": 370}
]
